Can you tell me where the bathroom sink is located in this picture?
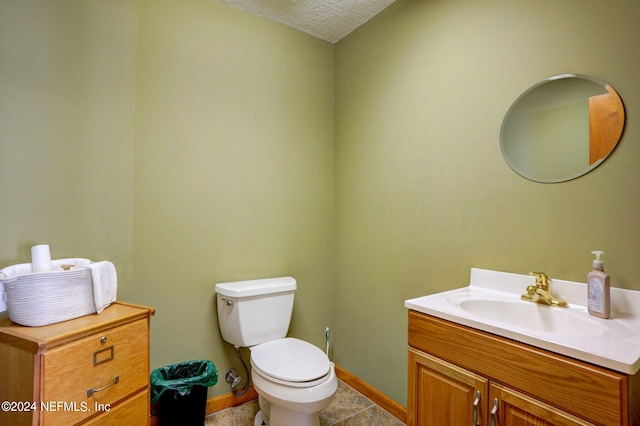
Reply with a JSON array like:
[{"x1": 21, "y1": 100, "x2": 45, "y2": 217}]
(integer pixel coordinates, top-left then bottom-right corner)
[
  {"x1": 405, "y1": 268, "x2": 640, "y2": 374},
  {"x1": 454, "y1": 299, "x2": 605, "y2": 336}
]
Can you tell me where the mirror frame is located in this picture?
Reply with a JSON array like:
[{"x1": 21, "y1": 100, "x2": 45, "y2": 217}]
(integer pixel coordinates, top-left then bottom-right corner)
[{"x1": 500, "y1": 74, "x2": 625, "y2": 183}]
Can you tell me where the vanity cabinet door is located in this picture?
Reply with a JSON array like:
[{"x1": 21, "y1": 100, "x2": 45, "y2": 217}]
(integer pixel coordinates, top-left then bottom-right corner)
[
  {"x1": 488, "y1": 383, "x2": 594, "y2": 426},
  {"x1": 408, "y1": 348, "x2": 488, "y2": 426}
]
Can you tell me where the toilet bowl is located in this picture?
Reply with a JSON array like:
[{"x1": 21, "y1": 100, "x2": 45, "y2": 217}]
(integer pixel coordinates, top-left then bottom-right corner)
[
  {"x1": 250, "y1": 338, "x2": 338, "y2": 426},
  {"x1": 214, "y1": 277, "x2": 338, "y2": 426}
]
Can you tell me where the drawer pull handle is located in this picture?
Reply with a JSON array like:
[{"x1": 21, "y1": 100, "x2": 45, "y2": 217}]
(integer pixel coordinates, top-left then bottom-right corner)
[
  {"x1": 472, "y1": 390, "x2": 481, "y2": 426},
  {"x1": 490, "y1": 398, "x2": 499, "y2": 426},
  {"x1": 100, "y1": 336, "x2": 107, "y2": 344},
  {"x1": 87, "y1": 375, "x2": 119, "y2": 397}
]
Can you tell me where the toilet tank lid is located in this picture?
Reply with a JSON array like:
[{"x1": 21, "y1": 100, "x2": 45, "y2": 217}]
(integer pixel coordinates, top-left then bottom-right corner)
[{"x1": 215, "y1": 276, "x2": 296, "y2": 298}]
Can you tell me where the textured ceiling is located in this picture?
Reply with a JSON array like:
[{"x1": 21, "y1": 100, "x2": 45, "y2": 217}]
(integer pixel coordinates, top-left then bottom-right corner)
[{"x1": 220, "y1": 0, "x2": 397, "y2": 44}]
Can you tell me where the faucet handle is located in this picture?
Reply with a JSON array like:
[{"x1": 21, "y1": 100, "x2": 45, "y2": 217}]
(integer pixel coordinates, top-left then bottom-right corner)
[{"x1": 529, "y1": 271, "x2": 550, "y2": 289}]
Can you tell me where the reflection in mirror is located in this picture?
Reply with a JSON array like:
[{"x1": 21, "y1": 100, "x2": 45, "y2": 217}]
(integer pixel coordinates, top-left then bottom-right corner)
[{"x1": 500, "y1": 74, "x2": 625, "y2": 183}]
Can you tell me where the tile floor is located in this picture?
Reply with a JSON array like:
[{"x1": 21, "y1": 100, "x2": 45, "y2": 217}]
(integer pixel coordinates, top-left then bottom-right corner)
[{"x1": 205, "y1": 380, "x2": 406, "y2": 425}]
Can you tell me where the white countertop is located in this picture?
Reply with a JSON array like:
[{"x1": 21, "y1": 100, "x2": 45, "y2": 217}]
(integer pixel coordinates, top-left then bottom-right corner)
[{"x1": 405, "y1": 268, "x2": 640, "y2": 375}]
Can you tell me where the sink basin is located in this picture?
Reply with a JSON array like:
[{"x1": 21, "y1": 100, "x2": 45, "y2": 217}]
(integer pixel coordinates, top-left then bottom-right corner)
[
  {"x1": 455, "y1": 299, "x2": 605, "y2": 336},
  {"x1": 405, "y1": 268, "x2": 640, "y2": 374}
]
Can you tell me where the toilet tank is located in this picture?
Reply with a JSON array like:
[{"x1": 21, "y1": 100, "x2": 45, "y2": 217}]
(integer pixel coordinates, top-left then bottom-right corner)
[{"x1": 215, "y1": 276, "x2": 296, "y2": 347}]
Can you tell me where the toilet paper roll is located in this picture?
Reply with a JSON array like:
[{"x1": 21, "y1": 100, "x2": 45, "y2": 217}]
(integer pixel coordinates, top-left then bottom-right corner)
[{"x1": 31, "y1": 244, "x2": 52, "y2": 273}]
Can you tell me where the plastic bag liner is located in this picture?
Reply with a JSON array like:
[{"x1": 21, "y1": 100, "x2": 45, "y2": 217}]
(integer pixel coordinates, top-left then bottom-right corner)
[{"x1": 151, "y1": 360, "x2": 218, "y2": 403}]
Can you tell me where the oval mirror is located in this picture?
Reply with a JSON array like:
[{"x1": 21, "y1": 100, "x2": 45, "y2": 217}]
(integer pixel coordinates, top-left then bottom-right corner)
[{"x1": 500, "y1": 74, "x2": 625, "y2": 183}]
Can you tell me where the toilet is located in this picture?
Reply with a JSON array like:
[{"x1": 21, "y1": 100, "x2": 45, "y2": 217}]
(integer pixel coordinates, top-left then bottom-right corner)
[{"x1": 215, "y1": 277, "x2": 337, "y2": 426}]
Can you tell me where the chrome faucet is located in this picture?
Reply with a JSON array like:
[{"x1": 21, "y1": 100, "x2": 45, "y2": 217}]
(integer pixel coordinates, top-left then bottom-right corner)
[{"x1": 521, "y1": 271, "x2": 568, "y2": 307}]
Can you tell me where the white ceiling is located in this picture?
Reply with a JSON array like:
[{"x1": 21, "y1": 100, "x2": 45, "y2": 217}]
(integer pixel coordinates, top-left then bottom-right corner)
[{"x1": 219, "y1": 0, "x2": 397, "y2": 44}]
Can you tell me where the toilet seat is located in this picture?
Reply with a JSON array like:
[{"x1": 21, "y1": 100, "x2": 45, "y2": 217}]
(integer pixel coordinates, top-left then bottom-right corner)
[{"x1": 251, "y1": 338, "x2": 331, "y2": 387}]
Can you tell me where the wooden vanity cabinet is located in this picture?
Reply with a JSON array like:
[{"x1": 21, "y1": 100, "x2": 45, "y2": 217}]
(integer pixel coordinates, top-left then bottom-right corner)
[
  {"x1": 408, "y1": 310, "x2": 640, "y2": 426},
  {"x1": 0, "y1": 302, "x2": 155, "y2": 426}
]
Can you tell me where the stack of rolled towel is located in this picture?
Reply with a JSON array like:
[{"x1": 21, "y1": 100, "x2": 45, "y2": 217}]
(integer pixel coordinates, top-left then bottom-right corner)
[{"x1": 0, "y1": 244, "x2": 117, "y2": 316}]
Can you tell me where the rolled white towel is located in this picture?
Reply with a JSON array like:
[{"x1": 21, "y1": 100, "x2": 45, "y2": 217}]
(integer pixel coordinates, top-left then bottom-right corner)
[
  {"x1": 0, "y1": 263, "x2": 31, "y2": 279},
  {"x1": 0, "y1": 282, "x2": 6, "y2": 313},
  {"x1": 88, "y1": 261, "x2": 117, "y2": 314}
]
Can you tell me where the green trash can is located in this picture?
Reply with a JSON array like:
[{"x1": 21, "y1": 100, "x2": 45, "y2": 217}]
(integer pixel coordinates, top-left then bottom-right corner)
[{"x1": 151, "y1": 360, "x2": 218, "y2": 426}]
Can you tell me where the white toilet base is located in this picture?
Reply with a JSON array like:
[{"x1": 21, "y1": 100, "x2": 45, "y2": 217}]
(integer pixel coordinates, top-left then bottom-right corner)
[
  {"x1": 254, "y1": 410, "x2": 268, "y2": 426},
  {"x1": 273, "y1": 405, "x2": 321, "y2": 426},
  {"x1": 253, "y1": 408, "x2": 320, "y2": 426},
  {"x1": 254, "y1": 386, "x2": 328, "y2": 426},
  {"x1": 254, "y1": 404, "x2": 322, "y2": 426},
  {"x1": 251, "y1": 364, "x2": 337, "y2": 426}
]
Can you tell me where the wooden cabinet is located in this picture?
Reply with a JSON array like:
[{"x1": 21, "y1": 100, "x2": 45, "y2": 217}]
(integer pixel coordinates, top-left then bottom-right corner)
[
  {"x1": 83, "y1": 390, "x2": 149, "y2": 426},
  {"x1": 489, "y1": 382, "x2": 590, "y2": 426},
  {"x1": 409, "y1": 349, "x2": 488, "y2": 425},
  {"x1": 409, "y1": 349, "x2": 591, "y2": 426},
  {"x1": 0, "y1": 302, "x2": 154, "y2": 426},
  {"x1": 408, "y1": 310, "x2": 640, "y2": 426}
]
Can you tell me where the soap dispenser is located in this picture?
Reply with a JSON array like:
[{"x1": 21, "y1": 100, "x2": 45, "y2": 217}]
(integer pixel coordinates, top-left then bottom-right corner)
[{"x1": 587, "y1": 250, "x2": 610, "y2": 319}]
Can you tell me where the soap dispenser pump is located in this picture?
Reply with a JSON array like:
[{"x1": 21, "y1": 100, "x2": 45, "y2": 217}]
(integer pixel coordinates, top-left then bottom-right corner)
[{"x1": 588, "y1": 250, "x2": 610, "y2": 319}]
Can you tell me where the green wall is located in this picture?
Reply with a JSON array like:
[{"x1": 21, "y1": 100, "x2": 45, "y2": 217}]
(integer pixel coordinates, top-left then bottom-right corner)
[
  {"x1": 0, "y1": 1, "x2": 137, "y2": 286},
  {"x1": 132, "y1": 0, "x2": 335, "y2": 394},
  {"x1": 1, "y1": 0, "x2": 334, "y2": 400},
  {"x1": 2, "y1": 0, "x2": 640, "y2": 409},
  {"x1": 334, "y1": 0, "x2": 640, "y2": 404}
]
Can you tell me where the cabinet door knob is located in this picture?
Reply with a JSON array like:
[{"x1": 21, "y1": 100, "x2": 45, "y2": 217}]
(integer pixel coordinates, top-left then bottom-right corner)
[{"x1": 100, "y1": 336, "x2": 107, "y2": 344}]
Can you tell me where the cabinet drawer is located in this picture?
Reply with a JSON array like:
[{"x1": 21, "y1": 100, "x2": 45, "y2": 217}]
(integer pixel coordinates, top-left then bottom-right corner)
[
  {"x1": 83, "y1": 389, "x2": 149, "y2": 426},
  {"x1": 41, "y1": 319, "x2": 149, "y2": 425}
]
